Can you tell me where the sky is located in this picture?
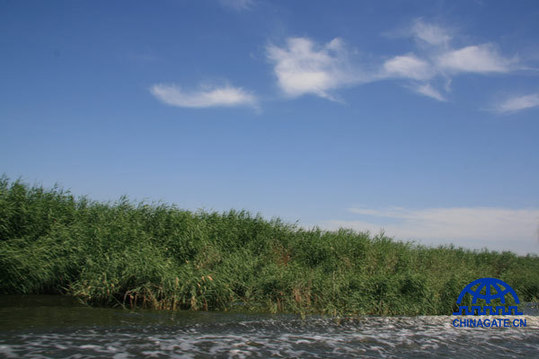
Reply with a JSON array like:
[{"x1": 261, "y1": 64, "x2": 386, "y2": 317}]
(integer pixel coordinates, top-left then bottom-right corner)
[{"x1": 1, "y1": 0, "x2": 538, "y2": 254}]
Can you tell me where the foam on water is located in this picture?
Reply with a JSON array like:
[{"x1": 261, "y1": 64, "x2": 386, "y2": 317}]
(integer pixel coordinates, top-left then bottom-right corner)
[{"x1": 1, "y1": 315, "x2": 538, "y2": 358}]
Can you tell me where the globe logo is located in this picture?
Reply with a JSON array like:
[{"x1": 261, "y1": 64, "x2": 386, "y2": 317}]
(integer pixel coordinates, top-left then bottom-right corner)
[
  {"x1": 456, "y1": 278, "x2": 520, "y2": 305},
  {"x1": 453, "y1": 277, "x2": 523, "y2": 315}
]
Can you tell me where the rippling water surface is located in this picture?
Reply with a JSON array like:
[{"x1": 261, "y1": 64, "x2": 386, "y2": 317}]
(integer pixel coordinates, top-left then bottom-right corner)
[{"x1": 1, "y1": 296, "x2": 537, "y2": 358}]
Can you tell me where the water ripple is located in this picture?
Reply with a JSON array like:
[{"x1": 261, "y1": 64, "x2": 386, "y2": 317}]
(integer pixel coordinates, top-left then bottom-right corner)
[{"x1": 1, "y1": 316, "x2": 538, "y2": 358}]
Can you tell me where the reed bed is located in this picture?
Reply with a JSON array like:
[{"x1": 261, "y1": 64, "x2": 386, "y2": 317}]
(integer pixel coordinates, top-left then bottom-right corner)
[{"x1": 1, "y1": 177, "x2": 537, "y2": 315}]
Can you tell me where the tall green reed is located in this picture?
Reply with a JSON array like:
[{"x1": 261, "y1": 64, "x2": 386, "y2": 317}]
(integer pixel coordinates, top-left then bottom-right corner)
[{"x1": 1, "y1": 177, "x2": 537, "y2": 315}]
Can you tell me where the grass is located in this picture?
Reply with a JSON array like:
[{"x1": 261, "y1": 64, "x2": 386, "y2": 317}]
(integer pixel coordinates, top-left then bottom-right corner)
[{"x1": 1, "y1": 176, "x2": 538, "y2": 316}]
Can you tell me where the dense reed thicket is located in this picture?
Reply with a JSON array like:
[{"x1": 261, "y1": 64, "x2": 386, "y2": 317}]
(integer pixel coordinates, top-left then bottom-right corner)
[{"x1": 1, "y1": 177, "x2": 538, "y2": 315}]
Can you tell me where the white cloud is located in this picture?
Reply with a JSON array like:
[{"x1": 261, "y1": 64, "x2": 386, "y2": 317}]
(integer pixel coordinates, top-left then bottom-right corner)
[
  {"x1": 150, "y1": 83, "x2": 257, "y2": 108},
  {"x1": 411, "y1": 20, "x2": 452, "y2": 46},
  {"x1": 438, "y1": 44, "x2": 515, "y2": 73},
  {"x1": 413, "y1": 83, "x2": 447, "y2": 101},
  {"x1": 266, "y1": 37, "x2": 361, "y2": 99},
  {"x1": 494, "y1": 93, "x2": 539, "y2": 113},
  {"x1": 324, "y1": 206, "x2": 539, "y2": 254},
  {"x1": 160, "y1": 20, "x2": 522, "y2": 107},
  {"x1": 266, "y1": 21, "x2": 519, "y2": 103},
  {"x1": 219, "y1": 0, "x2": 254, "y2": 11},
  {"x1": 383, "y1": 55, "x2": 434, "y2": 80},
  {"x1": 378, "y1": 21, "x2": 519, "y2": 102}
]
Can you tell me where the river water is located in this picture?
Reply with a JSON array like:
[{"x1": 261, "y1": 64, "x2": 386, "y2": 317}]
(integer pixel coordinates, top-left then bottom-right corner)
[{"x1": 1, "y1": 296, "x2": 537, "y2": 358}]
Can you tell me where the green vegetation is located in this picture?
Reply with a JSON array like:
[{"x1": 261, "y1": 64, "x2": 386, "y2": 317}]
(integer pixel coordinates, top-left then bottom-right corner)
[{"x1": 1, "y1": 177, "x2": 538, "y2": 316}]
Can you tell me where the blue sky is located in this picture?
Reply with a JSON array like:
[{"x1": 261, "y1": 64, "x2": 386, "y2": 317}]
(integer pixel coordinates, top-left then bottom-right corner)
[{"x1": 1, "y1": 0, "x2": 538, "y2": 254}]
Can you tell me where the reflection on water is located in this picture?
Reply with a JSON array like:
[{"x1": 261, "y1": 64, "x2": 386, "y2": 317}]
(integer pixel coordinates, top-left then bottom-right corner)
[{"x1": 1, "y1": 296, "x2": 538, "y2": 358}]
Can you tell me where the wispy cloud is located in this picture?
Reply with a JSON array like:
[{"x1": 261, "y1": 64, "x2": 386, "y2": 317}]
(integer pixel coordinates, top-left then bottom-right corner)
[
  {"x1": 266, "y1": 37, "x2": 361, "y2": 100},
  {"x1": 219, "y1": 0, "x2": 254, "y2": 11},
  {"x1": 382, "y1": 55, "x2": 434, "y2": 80},
  {"x1": 380, "y1": 20, "x2": 518, "y2": 101},
  {"x1": 152, "y1": 20, "x2": 524, "y2": 109},
  {"x1": 412, "y1": 83, "x2": 447, "y2": 101},
  {"x1": 494, "y1": 93, "x2": 539, "y2": 113},
  {"x1": 438, "y1": 44, "x2": 515, "y2": 73},
  {"x1": 266, "y1": 20, "x2": 519, "y2": 103},
  {"x1": 324, "y1": 206, "x2": 539, "y2": 254},
  {"x1": 411, "y1": 19, "x2": 452, "y2": 46},
  {"x1": 150, "y1": 83, "x2": 257, "y2": 109}
]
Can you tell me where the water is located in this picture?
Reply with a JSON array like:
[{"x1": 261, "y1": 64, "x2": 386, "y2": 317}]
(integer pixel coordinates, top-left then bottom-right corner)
[{"x1": 1, "y1": 296, "x2": 537, "y2": 358}]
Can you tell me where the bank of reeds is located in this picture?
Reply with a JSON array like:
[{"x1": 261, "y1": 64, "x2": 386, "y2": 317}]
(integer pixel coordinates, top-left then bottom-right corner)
[{"x1": 1, "y1": 177, "x2": 538, "y2": 315}]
